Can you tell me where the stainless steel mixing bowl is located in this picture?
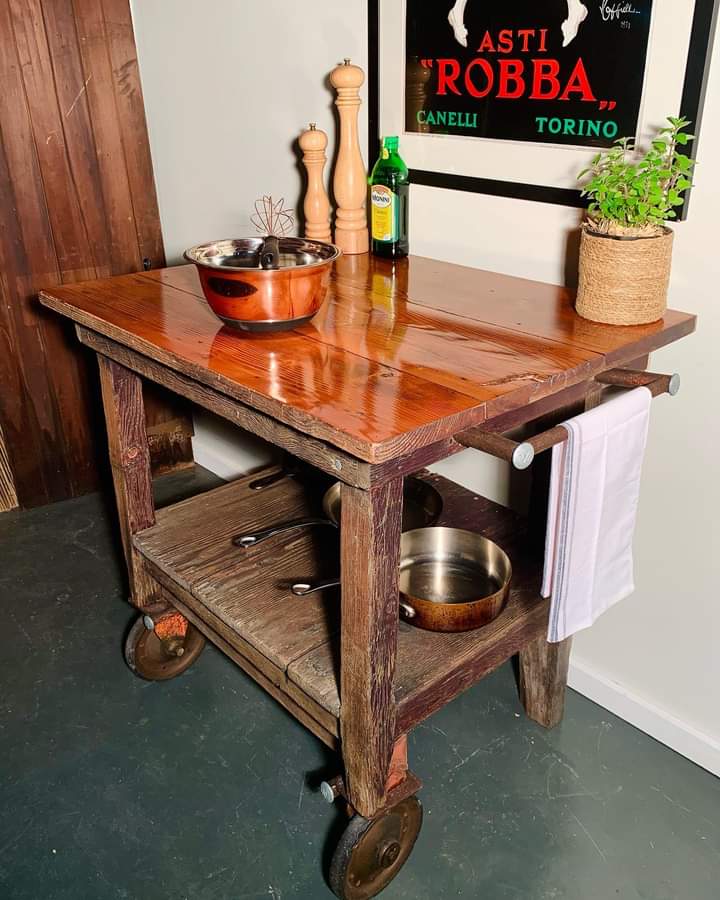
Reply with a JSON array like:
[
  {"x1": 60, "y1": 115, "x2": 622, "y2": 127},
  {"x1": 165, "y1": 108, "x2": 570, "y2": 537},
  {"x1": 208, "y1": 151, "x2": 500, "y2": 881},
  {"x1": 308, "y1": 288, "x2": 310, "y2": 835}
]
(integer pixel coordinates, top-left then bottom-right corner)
[{"x1": 184, "y1": 237, "x2": 340, "y2": 332}]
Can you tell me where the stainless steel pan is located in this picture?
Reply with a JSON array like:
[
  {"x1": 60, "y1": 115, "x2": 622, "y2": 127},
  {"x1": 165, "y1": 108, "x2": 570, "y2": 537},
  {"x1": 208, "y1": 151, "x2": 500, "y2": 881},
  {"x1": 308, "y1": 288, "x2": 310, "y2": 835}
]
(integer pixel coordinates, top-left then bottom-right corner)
[
  {"x1": 292, "y1": 527, "x2": 512, "y2": 633},
  {"x1": 232, "y1": 476, "x2": 442, "y2": 548}
]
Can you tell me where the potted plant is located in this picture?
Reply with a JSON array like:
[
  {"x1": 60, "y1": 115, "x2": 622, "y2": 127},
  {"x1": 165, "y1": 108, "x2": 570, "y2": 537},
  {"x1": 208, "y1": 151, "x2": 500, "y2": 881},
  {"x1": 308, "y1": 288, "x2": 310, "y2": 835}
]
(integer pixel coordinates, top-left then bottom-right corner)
[{"x1": 576, "y1": 117, "x2": 695, "y2": 325}]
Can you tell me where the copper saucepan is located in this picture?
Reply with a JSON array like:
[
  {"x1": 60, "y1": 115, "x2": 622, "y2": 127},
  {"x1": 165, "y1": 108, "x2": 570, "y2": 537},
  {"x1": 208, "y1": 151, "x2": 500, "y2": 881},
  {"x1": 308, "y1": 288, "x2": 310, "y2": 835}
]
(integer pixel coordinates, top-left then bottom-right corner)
[
  {"x1": 232, "y1": 477, "x2": 443, "y2": 548},
  {"x1": 292, "y1": 527, "x2": 512, "y2": 633}
]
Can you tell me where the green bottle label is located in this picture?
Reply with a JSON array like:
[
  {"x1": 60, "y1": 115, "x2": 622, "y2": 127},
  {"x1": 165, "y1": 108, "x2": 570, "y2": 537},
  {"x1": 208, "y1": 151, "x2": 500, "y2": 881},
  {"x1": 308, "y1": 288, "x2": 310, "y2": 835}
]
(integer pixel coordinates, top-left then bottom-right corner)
[{"x1": 371, "y1": 185, "x2": 397, "y2": 242}]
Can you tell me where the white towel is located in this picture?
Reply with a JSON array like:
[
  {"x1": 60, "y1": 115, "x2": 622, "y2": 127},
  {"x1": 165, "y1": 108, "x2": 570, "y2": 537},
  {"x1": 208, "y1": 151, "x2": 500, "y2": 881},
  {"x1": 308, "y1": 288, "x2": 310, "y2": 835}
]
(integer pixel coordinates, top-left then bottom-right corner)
[{"x1": 541, "y1": 387, "x2": 652, "y2": 643}]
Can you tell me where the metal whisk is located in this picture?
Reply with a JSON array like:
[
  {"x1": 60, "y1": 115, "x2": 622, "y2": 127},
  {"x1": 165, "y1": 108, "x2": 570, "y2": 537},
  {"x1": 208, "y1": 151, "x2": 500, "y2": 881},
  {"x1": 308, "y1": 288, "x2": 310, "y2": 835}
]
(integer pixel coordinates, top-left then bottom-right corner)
[{"x1": 250, "y1": 196, "x2": 294, "y2": 269}]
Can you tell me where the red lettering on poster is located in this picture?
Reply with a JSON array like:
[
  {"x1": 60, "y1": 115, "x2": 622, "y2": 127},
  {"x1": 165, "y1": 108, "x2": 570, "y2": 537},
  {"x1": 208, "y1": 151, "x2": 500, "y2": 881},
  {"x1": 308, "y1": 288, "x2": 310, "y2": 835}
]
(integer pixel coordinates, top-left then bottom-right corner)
[
  {"x1": 465, "y1": 58, "x2": 494, "y2": 98},
  {"x1": 497, "y1": 29, "x2": 513, "y2": 54},
  {"x1": 558, "y1": 58, "x2": 596, "y2": 101},
  {"x1": 497, "y1": 60, "x2": 525, "y2": 99},
  {"x1": 436, "y1": 58, "x2": 462, "y2": 95},
  {"x1": 477, "y1": 31, "x2": 495, "y2": 53},
  {"x1": 530, "y1": 59, "x2": 561, "y2": 100},
  {"x1": 517, "y1": 29, "x2": 534, "y2": 53},
  {"x1": 432, "y1": 36, "x2": 599, "y2": 104}
]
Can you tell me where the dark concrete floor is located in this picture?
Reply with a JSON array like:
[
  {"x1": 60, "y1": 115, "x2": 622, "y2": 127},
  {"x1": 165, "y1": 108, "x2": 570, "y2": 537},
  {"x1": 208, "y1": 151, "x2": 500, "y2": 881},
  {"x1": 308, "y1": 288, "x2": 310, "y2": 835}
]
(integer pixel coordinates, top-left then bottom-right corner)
[{"x1": 1, "y1": 467, "x2": 718, "y2": 900}]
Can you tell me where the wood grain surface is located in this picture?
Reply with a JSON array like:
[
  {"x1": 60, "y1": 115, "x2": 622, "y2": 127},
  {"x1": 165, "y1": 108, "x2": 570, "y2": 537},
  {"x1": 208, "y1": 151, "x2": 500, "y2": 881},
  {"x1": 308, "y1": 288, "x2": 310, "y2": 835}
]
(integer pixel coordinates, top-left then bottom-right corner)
[
  {"x1": 154, "y1": 584, "x2": 338, "y2": 749},
  {"x1": 518, "y1": 636, "x2": 572, "y2": 729},
  {"x1": 135, "y1": 467, "x2": 341, "y2": 673},
  {"x1": 78, "y1": 327, "x2": 373, "y2": 488},
  {"x1": 0, "y1": 0, "x2": 189, "y2": 508},
  {"x1": 40, "y1": 252, "x2": 695, "y2": 464},
  {"x1": 0, "y1": 422, "x2": 18, "y2": 512},
  {"x1": 339, "y1": 478, "x2": 403, "y2": 816},
  {"x1": 98, "y1": 356, "x2": 156, "y2": 607}
]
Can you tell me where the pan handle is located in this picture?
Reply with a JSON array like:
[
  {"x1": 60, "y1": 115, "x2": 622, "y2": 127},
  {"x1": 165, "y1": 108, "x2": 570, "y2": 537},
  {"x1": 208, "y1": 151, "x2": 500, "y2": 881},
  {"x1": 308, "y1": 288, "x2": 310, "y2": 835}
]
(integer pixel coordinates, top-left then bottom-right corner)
[
  {"x1": 232, "y1": 517, "x2": 335, "y2": 548},
  {"x1": 291, "y1": 578, "x2": 341, "y2": 596},
  {"x1": 291, "y1": 579, "x2": 417, "y2": 619},
  {"x1": 399, "y1": 601, "x2": 416, "y2": 619}
]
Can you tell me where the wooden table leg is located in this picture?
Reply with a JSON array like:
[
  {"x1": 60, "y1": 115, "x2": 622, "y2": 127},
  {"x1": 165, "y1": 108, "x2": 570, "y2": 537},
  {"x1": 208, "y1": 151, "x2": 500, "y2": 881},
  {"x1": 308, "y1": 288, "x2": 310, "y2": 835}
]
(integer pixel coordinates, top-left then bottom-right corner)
[
  {"x1": 97, "y1": 354, "x2": 156, "y2": 609},
  {"x1": 518, "y1": 635, "x2": 572, "y2": 728},
  {"x1": 339, "y1": 477, "x2": 403, "y2": 818}
]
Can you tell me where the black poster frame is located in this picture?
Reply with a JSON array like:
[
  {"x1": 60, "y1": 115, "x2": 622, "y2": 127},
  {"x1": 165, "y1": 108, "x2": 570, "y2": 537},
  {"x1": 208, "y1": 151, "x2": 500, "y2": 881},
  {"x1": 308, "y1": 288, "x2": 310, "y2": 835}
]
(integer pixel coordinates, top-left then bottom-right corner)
[{"x1": 368, "y1": 0, "x2": 718, "y2": 219}]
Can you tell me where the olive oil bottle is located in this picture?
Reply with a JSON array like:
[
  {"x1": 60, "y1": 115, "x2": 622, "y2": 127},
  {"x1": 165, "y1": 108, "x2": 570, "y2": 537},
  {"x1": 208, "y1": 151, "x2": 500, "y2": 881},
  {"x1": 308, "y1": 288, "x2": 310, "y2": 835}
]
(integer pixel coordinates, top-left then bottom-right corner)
[{"x1": 370, "y1": 136, "x2": 409, "y2": 259}]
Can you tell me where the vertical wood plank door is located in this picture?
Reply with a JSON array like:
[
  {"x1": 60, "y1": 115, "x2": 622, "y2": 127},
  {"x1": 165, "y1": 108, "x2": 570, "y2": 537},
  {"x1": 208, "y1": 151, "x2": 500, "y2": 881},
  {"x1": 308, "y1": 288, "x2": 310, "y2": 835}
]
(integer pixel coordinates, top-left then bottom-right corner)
[
  {"x1": 0, "y1": 0, "x2": 190, "y2": 509},
  {"x1": 0, "y1": 423, "x2": 19, "y2": 512}
]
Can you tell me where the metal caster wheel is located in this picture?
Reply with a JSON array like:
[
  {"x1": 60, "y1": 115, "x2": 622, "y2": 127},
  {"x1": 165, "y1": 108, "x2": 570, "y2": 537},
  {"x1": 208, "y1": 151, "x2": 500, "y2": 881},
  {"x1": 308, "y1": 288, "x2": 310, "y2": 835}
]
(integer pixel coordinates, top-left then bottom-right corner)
[
  {"x1": 124, "y1": 613, "x2": 206, "y2": 681},
  {"x1": 329, "y1": 796, "x2": 423, "y2": 899}
]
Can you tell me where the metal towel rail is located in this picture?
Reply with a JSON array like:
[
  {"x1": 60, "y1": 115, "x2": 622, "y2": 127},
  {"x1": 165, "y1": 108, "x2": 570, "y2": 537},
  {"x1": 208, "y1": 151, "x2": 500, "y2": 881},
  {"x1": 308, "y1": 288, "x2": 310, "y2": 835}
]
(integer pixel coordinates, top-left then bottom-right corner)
[{"x1": 456, "y1": 369, "x2": 680, "y2": 470}]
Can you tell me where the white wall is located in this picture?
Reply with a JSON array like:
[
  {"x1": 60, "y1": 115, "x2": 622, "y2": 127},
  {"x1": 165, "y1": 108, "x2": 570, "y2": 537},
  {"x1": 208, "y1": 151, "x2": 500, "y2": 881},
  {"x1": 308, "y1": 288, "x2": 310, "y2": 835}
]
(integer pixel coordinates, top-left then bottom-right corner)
[
  {"x1": 131, "y1": 0, "x2": 370, "y2": 480},
  {"x1": 131, "y1": 0, "x2": 719, "y2": 773}
]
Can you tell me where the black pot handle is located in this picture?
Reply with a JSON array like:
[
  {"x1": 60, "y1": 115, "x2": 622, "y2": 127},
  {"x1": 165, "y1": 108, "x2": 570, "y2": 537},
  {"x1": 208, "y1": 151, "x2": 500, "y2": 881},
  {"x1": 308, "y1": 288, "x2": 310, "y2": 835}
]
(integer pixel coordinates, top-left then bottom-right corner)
[{"x1": 260, "y1": 235, "x2": 280, "y2": 269}]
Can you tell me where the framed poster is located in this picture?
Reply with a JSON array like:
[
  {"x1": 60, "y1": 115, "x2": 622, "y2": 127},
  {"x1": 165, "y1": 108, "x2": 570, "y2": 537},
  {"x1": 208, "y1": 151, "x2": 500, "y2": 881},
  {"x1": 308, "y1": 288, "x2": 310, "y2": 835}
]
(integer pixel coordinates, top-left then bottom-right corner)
[{"x1": 368, "y1": 0, "x2": 718, "y2": 217}]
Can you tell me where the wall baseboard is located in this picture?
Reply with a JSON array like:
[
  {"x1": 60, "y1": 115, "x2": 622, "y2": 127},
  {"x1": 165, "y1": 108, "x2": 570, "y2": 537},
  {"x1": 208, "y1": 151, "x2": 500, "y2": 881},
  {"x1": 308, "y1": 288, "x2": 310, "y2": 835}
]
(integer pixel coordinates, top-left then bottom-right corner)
[{"x1": 569, "y1": 658, "x2": 720, "y2": 777}]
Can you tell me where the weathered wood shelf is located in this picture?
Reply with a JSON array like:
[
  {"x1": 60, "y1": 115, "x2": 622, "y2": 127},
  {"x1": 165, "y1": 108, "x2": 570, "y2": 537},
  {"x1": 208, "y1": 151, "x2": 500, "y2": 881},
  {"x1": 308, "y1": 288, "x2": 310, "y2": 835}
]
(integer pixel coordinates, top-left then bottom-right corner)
[{"x1": 134, "y1": 466, "x2": 549, "y2": 744}]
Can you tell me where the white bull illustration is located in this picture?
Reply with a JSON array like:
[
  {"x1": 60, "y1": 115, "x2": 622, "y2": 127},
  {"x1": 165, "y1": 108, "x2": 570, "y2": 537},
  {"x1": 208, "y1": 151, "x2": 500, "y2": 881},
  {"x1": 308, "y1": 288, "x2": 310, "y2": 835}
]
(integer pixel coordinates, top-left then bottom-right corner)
[{"x1": 448, "y1": 0, "x2": 589, "y2": 49}]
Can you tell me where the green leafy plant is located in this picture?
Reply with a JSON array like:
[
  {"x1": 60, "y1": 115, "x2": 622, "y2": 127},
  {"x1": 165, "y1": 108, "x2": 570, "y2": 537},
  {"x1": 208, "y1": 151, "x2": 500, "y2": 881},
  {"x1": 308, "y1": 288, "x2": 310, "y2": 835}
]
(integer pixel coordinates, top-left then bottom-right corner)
[{"x1": 578, "y1": 117, "x2": 696, "y2": 236}]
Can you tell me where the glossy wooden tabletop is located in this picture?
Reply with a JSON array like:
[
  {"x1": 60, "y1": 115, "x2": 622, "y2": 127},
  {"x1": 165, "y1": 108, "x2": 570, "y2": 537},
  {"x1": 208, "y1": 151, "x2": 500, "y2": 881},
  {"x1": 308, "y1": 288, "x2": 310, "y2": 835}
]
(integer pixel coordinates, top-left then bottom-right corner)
[{"x1": 39, "y1": 253, "x2": 696, "y2": 462}]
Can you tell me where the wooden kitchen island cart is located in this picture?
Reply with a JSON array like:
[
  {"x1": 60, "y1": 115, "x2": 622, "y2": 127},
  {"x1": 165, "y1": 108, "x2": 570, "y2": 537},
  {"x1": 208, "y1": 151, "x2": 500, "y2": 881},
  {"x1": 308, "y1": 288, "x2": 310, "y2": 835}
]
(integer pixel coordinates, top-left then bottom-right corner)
[{"x1": 40, "y1": 253, "x2": 695, "y2": 899}]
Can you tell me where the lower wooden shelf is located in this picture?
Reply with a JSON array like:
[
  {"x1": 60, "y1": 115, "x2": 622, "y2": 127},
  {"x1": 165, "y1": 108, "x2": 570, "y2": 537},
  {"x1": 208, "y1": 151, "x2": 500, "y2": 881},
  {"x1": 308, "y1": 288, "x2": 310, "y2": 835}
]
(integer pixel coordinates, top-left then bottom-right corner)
[{"x1": 134, "y1": 466, "x2": 549, "y2": 746}]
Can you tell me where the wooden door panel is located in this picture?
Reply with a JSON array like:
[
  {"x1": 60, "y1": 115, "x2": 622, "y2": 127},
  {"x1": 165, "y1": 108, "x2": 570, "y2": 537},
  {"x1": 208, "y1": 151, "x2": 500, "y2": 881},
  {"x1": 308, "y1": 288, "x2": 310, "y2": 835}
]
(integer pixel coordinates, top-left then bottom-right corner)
[
  {"x1": 0, "y1": 421, "x2": 18, "y2": 513},
  {"x1": 0, "y1": 0, "x2": 191, "y2": 508},
  {"x1": 102, "y1": 0, "x2": 165, "y2": 270}
]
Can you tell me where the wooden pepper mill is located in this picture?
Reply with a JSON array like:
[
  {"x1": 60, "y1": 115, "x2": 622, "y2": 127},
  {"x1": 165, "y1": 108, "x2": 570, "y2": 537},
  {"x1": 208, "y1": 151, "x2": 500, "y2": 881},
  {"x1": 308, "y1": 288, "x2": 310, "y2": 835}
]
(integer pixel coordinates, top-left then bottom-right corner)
[
  {"x1": 329, "y1": 58, "x2": 369, "y2": 255},
  {"x1": 299, "y1": 123, "x2": 331, "y2": 243},
  {"x1": 406, "y1": 58, "x2": 432, "y2": 134}
]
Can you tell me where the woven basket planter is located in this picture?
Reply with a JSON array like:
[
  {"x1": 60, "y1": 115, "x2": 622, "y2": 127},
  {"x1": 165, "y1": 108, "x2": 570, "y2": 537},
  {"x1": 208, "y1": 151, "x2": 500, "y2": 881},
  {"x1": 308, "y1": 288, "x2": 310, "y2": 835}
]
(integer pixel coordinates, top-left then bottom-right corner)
[{"x1": 576, "y1": 225, "x2": 674, "y2": 325}]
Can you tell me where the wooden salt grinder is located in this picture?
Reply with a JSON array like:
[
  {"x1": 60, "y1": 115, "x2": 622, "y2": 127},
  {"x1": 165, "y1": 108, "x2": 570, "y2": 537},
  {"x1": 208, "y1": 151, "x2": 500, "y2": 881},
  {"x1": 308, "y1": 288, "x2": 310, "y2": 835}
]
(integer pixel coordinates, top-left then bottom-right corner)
[
  {"x1": 330, "y1": 59, "x2": 369, "y2": 255},
  {"x1": 299, "y1": 123, "x2": 332, "y2": 243}
]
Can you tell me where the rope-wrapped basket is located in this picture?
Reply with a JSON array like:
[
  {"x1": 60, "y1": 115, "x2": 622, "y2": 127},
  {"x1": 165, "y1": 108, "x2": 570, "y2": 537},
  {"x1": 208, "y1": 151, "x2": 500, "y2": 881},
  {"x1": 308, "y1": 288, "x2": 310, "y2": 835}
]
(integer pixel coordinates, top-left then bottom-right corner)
[{"x1": 576, "y1": 224, "x2": 674, "y2": 325}]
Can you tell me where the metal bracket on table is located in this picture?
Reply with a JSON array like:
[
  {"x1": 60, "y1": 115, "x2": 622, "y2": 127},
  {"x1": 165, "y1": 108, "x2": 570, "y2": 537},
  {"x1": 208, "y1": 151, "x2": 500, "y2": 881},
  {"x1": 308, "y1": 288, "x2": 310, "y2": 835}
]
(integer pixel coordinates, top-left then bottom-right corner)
[
  {"x1": 455, "y1": 369, "x2": 680, "y2": 470},
  {"x1": 319, "y1": 771, "x2": 423, "y2": 814}
]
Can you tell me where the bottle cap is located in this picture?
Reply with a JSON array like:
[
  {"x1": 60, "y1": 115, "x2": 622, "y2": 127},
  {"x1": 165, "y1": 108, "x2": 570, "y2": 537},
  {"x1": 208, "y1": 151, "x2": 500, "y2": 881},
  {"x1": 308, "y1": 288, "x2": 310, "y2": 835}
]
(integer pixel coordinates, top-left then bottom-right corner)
[{"x1": 382, "y1": 136, "x2": 399, "y2": 152}]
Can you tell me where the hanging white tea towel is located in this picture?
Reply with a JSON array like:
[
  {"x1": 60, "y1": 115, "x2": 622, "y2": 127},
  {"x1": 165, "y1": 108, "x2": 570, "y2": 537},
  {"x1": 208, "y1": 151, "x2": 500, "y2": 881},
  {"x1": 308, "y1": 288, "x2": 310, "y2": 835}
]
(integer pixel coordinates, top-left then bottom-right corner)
[{"x1": 541, "y1": 387, "x2": 652, "y2": 642}]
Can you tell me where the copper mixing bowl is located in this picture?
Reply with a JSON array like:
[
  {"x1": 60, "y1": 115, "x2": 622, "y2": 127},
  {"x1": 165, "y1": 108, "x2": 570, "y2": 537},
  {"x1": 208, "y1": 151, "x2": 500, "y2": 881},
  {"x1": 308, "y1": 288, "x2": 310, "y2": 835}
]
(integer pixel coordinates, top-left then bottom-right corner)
[{"x1": 184, "y1": 237, "x2": 340, "y2": 332}]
